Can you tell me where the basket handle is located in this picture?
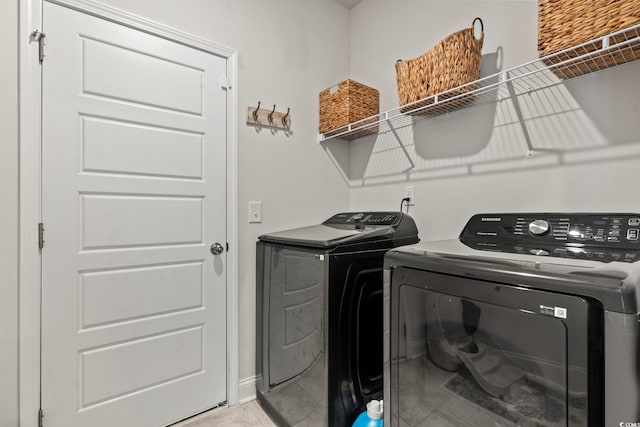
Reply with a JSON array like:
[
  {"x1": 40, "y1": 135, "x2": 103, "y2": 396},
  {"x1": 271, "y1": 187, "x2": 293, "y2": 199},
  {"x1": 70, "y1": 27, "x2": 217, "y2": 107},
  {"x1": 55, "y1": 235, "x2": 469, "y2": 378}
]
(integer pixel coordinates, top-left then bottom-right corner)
[{"x1": 472, "y1": 17, "x2": 484, "y2": 39}]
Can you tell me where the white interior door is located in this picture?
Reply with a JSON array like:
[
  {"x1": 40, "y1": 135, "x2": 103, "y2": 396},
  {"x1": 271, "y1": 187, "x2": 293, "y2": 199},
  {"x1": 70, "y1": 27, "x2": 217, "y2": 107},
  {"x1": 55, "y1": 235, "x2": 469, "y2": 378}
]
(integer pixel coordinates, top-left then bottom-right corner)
[{"x1": 41, "y1": 3, "x2": 228, "y2": 426}]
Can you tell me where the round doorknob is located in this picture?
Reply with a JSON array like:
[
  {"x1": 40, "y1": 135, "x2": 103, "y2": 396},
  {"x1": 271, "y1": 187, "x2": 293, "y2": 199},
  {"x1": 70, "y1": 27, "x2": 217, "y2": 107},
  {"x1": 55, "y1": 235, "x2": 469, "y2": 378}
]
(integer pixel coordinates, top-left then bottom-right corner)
[{"x1": 210, "y1": 242, "x2": 224, "y2": 255}]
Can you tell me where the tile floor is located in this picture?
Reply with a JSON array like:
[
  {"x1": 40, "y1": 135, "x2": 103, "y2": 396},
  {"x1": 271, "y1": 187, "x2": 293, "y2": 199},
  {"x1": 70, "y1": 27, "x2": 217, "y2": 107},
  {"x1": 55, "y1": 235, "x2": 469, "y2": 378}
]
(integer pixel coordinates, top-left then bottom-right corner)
[{"x1": 174, "y1": 400, "x2": 277, "y2": 427}]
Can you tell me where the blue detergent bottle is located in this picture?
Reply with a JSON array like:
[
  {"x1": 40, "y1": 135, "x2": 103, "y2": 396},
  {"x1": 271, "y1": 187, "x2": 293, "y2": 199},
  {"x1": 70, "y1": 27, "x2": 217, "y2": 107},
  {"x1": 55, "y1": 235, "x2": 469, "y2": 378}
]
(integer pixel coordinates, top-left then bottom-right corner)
[{"x1": 352, "y1": 399, "x2": 383, "y2": 427}]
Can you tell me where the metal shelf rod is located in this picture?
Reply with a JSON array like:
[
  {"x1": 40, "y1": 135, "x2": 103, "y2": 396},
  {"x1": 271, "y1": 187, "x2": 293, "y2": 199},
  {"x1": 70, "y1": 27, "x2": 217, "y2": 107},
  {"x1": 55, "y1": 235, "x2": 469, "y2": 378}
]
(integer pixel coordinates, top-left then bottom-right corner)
[{"x1": 386, "y1": 119, "x2": 415, "y2": 170}]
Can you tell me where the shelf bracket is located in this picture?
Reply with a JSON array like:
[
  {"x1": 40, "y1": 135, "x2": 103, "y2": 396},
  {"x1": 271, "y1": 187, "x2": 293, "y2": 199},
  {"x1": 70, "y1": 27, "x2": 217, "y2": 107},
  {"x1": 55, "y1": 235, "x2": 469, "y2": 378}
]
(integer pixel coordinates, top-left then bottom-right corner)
[
  {"x1": 506, "y1": 79, "x2": 535, "y2": 153},
  {"x1": 385, "y1": 119, "x2": 415, "y2": 170}
]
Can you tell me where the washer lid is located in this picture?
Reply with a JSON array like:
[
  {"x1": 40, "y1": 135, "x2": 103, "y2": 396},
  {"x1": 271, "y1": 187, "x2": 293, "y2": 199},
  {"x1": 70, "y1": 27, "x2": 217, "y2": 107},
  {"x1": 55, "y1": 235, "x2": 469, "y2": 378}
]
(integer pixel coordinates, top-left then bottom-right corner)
[
  {"x1": 258, "y1": 223, "x2": 392, "y2": 248},
  {"x1": 385, "y1": 240, "x2": 640, "y2": 314},
  {"x1": 258, "y1": 211, "x2": 418, "y2": 249}
]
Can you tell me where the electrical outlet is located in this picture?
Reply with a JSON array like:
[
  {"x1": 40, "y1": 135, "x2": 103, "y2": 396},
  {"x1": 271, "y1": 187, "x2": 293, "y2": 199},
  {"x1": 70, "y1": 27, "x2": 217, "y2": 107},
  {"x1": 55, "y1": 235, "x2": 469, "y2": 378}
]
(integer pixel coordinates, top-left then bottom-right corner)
[
  {"x1": 249, "y1": 201, "x2": 262, "y2": 223},
  {"x1": 403, "y1": 186, "x2": 415, "y2": 205}
]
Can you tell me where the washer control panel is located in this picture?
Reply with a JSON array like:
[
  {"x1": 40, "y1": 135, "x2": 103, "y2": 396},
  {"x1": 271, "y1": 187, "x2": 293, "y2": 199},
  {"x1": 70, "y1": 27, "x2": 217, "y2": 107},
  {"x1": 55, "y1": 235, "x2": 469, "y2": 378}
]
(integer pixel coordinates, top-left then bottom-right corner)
[
  {"x1": 462, "y1": 213, "x2": 640, "y2": 248},
  {"x1": 563, "y1": 215, "x2": 640, "y2": 244}
]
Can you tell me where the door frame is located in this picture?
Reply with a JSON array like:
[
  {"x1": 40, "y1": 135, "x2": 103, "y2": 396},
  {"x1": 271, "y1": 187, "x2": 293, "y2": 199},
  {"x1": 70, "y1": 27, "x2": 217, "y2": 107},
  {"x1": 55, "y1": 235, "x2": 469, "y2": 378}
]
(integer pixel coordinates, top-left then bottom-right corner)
[{"x1": 19, "y1": 0, "x2": 239, "y2": 425}]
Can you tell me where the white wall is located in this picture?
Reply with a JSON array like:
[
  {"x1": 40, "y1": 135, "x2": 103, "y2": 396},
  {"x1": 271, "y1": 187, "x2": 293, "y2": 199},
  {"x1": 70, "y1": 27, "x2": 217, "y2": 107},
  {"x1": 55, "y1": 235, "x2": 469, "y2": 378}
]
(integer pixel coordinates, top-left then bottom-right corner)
[
  {"x1": 0, "y1": 0, "x2": 19, "y2": 425},
  {"x1": 347, "y1": 0, "x2": 640, "y2": 241}
]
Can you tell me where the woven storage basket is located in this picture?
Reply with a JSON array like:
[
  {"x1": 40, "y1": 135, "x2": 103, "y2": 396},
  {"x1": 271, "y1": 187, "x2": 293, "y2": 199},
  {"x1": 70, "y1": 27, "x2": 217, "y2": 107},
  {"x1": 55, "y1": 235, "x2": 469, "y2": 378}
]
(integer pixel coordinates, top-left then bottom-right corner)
[
  {"x1": 538, "y1": 0, "x2": 640, "y2": 79},
  {"x1": 319, "y1": 79, "x2": 379, "y2": 140},
  {"x1": 395, "y1": 18, "x2": 484, "y2": 115}
]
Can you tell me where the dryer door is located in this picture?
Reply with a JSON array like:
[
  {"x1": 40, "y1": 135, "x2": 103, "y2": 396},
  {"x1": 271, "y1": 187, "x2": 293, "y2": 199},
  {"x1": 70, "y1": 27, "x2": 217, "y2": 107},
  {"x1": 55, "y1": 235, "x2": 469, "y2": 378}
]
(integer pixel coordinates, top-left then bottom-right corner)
[
  {"x1": 268, "y1": 247, "x2": 326, "y2": 386},
  {"x1": 387, "y1": 267, "x2": 602, "y2": 427}
]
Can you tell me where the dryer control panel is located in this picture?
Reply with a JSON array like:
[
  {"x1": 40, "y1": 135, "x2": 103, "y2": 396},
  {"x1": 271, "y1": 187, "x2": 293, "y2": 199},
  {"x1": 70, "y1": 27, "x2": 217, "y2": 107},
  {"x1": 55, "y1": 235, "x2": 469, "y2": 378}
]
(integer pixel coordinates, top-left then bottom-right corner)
[
  {"x1": 324, "y1": 211, "x2": 401, "y2": 226},
  {"x1": 462, "y1": 213, "x2": 640, "y2": 248}
]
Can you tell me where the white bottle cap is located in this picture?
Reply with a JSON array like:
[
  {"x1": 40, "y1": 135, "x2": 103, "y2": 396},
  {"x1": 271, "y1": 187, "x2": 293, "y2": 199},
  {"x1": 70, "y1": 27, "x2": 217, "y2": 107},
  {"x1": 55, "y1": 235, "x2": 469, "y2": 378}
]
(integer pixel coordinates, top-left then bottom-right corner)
[{"x1": 366, "y1": 399, "x2": 383, "y2": 420}]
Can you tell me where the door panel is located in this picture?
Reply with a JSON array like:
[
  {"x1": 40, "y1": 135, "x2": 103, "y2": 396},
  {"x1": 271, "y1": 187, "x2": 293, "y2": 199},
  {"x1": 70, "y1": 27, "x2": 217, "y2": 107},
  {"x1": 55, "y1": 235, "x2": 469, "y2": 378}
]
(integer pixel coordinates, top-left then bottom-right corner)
[
  {"x1": 81, "y1": 117, "x2": 204, "y2": 179},
  {"x1": 80, "y1": 326, "x2": 204, "y2": 407},
  {"x1": 82, "y1": 36, "x2": 204, "y2": 114},
  {"x1": 80, "y1": 194, "x2": 203, "y2": 248},
  {"x1": 41, "y1": 3, "x2": 227, "y2": 426},
  {"x1": 80, "y1": 261, "x2": 204, "y2": 328}
]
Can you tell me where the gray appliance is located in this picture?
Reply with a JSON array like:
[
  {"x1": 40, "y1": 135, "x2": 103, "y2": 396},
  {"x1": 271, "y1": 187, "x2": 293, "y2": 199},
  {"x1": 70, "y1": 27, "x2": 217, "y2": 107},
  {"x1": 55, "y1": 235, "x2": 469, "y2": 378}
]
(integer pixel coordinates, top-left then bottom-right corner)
[
  {"x1": 256, "y1": 211, "x2": 419, "y2": 426},
  {"x1": 384, "y1": 213, "x2": 640, "y2": 426}
]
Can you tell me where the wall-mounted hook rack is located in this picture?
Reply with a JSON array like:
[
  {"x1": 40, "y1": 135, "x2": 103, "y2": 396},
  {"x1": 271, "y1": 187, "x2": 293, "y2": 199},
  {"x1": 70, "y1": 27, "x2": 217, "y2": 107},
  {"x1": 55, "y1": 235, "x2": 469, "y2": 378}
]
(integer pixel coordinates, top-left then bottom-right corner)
[{"x1": 247, "y1": 102, "x2": 291, "y2": 130}]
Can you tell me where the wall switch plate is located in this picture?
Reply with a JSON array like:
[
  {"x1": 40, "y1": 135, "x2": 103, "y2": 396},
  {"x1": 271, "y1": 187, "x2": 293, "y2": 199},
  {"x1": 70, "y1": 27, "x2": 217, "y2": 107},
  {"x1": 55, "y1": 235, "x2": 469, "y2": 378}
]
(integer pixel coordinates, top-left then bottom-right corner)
[
  {"x1": 403, "y1": 186, "x2": 415, "y2": 205},
  {"x1": 249, "y1": 201, "x2": 262, "y2": 223}
]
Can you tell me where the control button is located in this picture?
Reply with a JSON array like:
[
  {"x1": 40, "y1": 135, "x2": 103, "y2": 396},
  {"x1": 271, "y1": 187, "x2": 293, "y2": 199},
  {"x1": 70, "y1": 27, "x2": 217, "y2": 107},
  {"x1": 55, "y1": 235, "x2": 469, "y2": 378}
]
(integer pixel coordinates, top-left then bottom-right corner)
[
  {"x1": 629, "y1": 218, "x2": 640, "y2": 227},
  {"x1": 528, "y1": 220, "x2": 551, "y2": 236},
  {"x1": 568, "y1": 229, "x2": 584, "y2": 239},
  {"x1": 529, "y1": 249, "x2": 550, "y2": 256},
  {"x1": 609, "y1": 229, "x2": 621, "y2": 236},
  {"x1": 594, "y1": 235, "x2": 606, "y2": 242},
  {"x1": 608, "y1": 236, "x2": 620, "y2": 243},
  {"x1": 612, "y1": 219, "x2": 622, "y2": 225},
  {"x1": 627, "y1": 229, "x2": 639, "y2": 241}
]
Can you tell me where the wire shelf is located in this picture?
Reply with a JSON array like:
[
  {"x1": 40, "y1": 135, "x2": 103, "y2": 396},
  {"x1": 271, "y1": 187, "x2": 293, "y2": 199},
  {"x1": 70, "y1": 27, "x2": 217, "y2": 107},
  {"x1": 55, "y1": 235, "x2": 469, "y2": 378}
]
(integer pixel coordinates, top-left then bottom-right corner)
[{"x1": 318, "y1": 23, "x2": 640, "y2": 143}]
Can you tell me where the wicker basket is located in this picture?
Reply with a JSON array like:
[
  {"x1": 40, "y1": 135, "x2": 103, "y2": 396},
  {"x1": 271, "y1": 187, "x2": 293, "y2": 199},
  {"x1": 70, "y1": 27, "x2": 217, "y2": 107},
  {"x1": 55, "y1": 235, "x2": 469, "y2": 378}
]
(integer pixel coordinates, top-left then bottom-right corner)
[
  {"x1": 538, "y1": 0, "x2": 640, "y2": 79},
  {"x1": 319, "y1": 79, "x2": 379, "y2": 140},
  {"x1": 395, "y1": 18, "x2": 484, "y2": 115}
]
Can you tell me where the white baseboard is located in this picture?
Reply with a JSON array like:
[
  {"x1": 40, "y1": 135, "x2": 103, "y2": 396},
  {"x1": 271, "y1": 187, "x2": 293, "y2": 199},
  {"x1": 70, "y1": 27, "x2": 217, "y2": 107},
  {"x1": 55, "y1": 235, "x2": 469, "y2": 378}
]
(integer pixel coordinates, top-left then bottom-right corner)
[{"x1": 238, "y1": 375, "x2": 258, "y2": 404}]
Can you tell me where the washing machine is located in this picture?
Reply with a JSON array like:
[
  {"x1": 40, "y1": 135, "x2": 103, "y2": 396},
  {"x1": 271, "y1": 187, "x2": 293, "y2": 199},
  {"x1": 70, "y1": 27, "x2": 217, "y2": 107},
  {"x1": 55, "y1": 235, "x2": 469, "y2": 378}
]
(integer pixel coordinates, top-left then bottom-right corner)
[
  {"x1": 384, "y1": 213, "x2": 640, "y2": 426},
  {"x1": 256, "y1": 211, "x2": 419, "y2": 426}
]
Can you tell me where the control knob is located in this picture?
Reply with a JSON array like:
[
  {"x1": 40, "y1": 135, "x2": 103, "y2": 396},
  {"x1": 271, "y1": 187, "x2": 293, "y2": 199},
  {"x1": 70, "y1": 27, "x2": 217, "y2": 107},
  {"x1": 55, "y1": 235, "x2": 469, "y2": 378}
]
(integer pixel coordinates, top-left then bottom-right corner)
[
  {"x1": 529, "y1": 219, "x2": 550, "y2": 236},
  {"x1": 352, "y1": 213, "x2": 365, "y2": 230}
]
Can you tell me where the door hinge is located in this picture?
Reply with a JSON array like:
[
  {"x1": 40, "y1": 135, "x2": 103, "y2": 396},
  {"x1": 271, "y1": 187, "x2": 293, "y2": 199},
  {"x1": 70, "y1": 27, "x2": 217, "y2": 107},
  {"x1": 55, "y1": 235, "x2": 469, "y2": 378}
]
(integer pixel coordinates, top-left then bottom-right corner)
[
  {"x1": 38, "y1": 222, "x2": 45, "y2": 250},
  {"x1": 219, "y1": 76, "x2": 231, "y2": 90},
  {"x1": 38, "y1": 408, "x2": 44, "y2": 427},
  {"x1": 226, "y1": 242, "x2": 229, "y2": 251},
  {"x1": 31, "y1": 30, "x2": 46, "y2": 63}
]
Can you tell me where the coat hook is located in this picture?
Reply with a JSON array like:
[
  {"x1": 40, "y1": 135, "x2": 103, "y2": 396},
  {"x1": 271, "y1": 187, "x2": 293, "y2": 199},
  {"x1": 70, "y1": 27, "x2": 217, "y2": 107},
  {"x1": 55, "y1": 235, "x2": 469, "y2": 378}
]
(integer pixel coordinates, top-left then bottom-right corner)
[
  {"x1": 282, "y1": 108, "x2": 290, "y2": 127},
  {"x1": 252, "y1": 101, "x2": 261, "y2": 121},
  {"x1": 267, "y1": 104, "x2": 276, "y2": 124}
]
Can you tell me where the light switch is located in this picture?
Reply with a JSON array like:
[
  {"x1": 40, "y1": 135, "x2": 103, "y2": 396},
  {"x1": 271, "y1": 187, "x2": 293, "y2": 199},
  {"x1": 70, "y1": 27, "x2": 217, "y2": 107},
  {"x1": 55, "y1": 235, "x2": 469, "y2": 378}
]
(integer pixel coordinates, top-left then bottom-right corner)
[{"x1": 249, "y1": 201, "x2": 262, "y2": 223}]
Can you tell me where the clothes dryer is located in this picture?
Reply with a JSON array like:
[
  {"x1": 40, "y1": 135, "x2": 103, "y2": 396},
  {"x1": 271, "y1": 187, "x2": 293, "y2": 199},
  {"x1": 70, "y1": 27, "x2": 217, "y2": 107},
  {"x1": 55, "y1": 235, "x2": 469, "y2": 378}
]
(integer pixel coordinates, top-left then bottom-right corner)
[{"x1": 256, "y1": 211, "x2": 419, "y2": 426}]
